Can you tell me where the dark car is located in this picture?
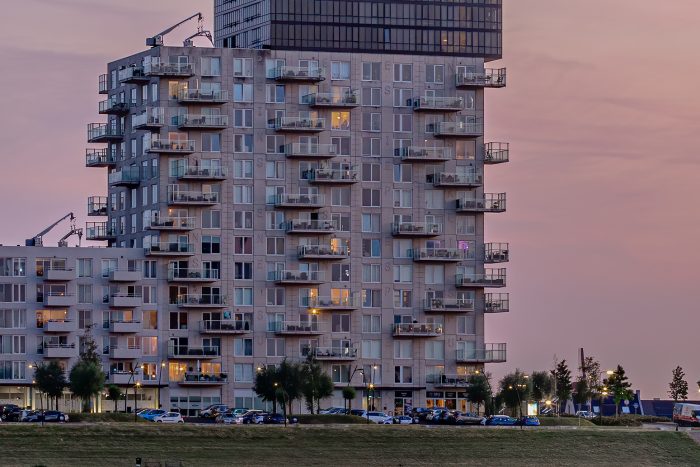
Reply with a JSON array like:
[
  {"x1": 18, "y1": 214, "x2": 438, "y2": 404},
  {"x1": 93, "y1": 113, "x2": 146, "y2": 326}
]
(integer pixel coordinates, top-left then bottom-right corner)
[
  {"x1": 0, "y1": 404, "x2": 19, "y2": 419},
  {"x1": 518, "y1": 416, "x2": 540, "y2": 426},
  {"x1": 263, "y1": 413, "x2": 287, "y2": 424},
  {"x1": 4, "y1": 408, "x2": 23, "y2": 422},
  {"x1": 43, "y1": 411, "x2": 69, "y2": 423},
  {"x1": 238, "y1": 411, "x2": 267, "y2": 424},
  {"x1": 21, "y1": 410, "x2": 43, "y2": 422},
  {"x1": 484, "y1": 415, "x2": 519, "y2": 426}
]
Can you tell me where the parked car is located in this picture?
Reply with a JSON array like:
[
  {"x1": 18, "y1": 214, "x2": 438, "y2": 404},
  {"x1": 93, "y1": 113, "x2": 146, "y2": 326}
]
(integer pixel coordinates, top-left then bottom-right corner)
[
  {"x1": 393, "y1": 415, "x2": 415, "y2": 425},
  {"x1": 366, "y1": 411, "x2": 392, "y2": 424},
  {"x1": 319, "y1": 407, "x2": 345, "y2": 415},
  {"x1": 135, "y1": 408, "x2": 151, "y2": 417},
  {"x1": 263, "y1": 413, "x2": 288, "y2": 424},
  {"x1": 484, "y1": 415, "x2": 519, "y2": 426},
  {"x1": 236, "y1": 410, "x2": 266, "y2": 424},
  {"x1": 21, "y1": 410, "x2": 43, "y2": 422},
  {"x1": 454, "y1": 412, "x2": 485, "y2": 425},
  {"x1": 215, "y1": 413, "x2": 237, "y2": 424},
  {"x1": 0, "y1": 404, "x2": 19, "y2": 420},
  {"x1": 153, "y1": 412, "x2": 184, "y2": 424},
  {"x1": 426, "y1": 409, "x2": 449, "y2": 423},
  {"x1": 43, "y1": 411, "x2": 68, "y2": 423},
  {"x1": 575, "y1": 410, "x2": 595, "y2": 419},
  {"x1": 4, "y1": 408, "x2": 23, "y2": 422},
  {"x1": 518, "y1": 416, "x2": 540, "y2": 426},
  {"x1": 229, "y1": 408, "x2": 249, "y2": 417},
  {"x1": 200, "y1": 404, "x2": 228, "y2": 418},
  {"x1": 141, "y1": 409, "x2": 167, "y2": 421},
  {"x1": 349, "y1": 409, "x2": 367, "y2": 417}
]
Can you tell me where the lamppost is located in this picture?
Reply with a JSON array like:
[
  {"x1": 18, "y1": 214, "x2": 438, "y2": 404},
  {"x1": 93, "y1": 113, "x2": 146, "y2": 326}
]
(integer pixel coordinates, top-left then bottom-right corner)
[
  {"x1": 27, "y1": 362, "x2": 44, "y2": 427},
  {"x1": 509, "y1": 383, "x2": 527, "y2": 430},
  {"x1": 474, "y1": 369, "x2": 493, "y2": 416},
  {"x1": 156, "y1": 361, "x2": 166, "y2": 409},
  {"x1": 134, "y1": 382, "x2": 141, "y2": 422}
]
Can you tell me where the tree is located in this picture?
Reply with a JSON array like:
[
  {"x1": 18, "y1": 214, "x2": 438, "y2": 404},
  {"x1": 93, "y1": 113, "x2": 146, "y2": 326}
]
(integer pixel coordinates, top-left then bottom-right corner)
[
  {"x1": 342, "y1": 386, "x2": 356, "y2": 412},
  {"x1": 69, "y1": 361, "x2": 104, "y2": 412},
  {"x1": 669, "y1": 366, "x2": 688, "y2": 402},
  {"x1": 79, "y1": 324, "x2": 101, "y2": 365},
  {"x1": 604, "y1": 364, "x2": 634, "y2": 417},
  {"x1": 580, "y1": 355, "x2": 602, "y2": 410},
  {"x1": 34, "y1": 361, "x2": 67, "y2": 410},
  {"x1": 530, "y1": 371, "x2": 553, "y2": 413},
  {"x1": 552, "y1": 360, "x2": 572, "y2": 414},
  {"x1": 498, "y1": 370, "x2": 531, "y2": 417},
  {"x1": 277, "y1": 359, "x2": 304, "y2": 416},
  {"x1": 466, "y1": 373, "x2": 491, "y2": 415},
  {"x1": 301, "y1": 357, "x2": 334, "y2": 414},
  {"x1": 254, "y1": 366, "x2": 280, "y2": 413},
  {"x1": 573, "y1": 378, "x2": 592, "y2": 412},
  {"x1": 107, "y1": 384, "x2": 123, "y2": 413}
]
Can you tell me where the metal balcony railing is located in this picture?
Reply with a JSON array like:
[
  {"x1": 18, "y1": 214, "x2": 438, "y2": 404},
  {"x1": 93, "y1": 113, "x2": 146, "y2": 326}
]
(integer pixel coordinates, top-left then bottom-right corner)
[
  {"x1": 307, "y1": 167, "x2": 358, "y2": 183},
  {"x1": 485, "y1": 142, "x2": 510, "y2": 164},
  {"x1": 456, "y1": 194, "x2": 507, "y2": 213},
  {"x1": 413, "y1": 248, "x2": 472, "y2": 261},
  {"x1": 274, "y1": 270, "x2": 325, "y2": 283},
  {"x1": 484, "y1": 243, "x2": 510, "y2": 263},
  {"x1": 150, "y1": 216, "x2": 196, "y2": 230},
  {"x1": 456, "y1": 269, "x2": 507, "y2": 288},
  {"x1": 147, "y1": 139, "x2": 195, "y2": 153},
  {"x1": 168, "y1": 268, "x2": 219, "y2": 281},
  {"x1": 305, "y1": 91, "x2": 359, "y2": 107},
  {"x1": 434, "y1": 120, "x2": 484, "y2": 137},
  {"x1": 286, "y1": 219, "x2": 337, "y2": 234},
  {"x1": 398, "y1": 146, "x2": 453, "y2": 162},
  {"x1": 275, "y1": 116, "x2": 325, "y2": 131},
  {"x1": 485, "y1": 293, "x2": 510, "y2": 313},
  {"x1": 307, "y1": 294, "x2": 359, "y2": 310},
  {"x1": 175, "y1": 114, "x2": 228, "y2": 129},
  {"x1": 271, "y1": 66, "x2": 325, "y2": 81},
  {"x1": 392, "y1": 323, "x2": 444, "y2": 336},
  {"x1": 297, "y1": 244, "x2": 349, "y2": 259},
  {"x1": 273, "y1": 193, "x2": 325, "y2": 208},
  {"x1": 177, "y1": 89, "x2": 229, "y2": 103},
  {"x1": 413, "y1": 96, "x2": 464, "y2": 111},
  {"x1": 423, "y1": 298, "x2": 475, "y2": 312},
  {"x1": 392, "y1": 222, "x2": 442, "y2": 236},
  {"x1": 285, "y1": 143, "x2": 337, "y2": 158},
  {"x1": 455, "y1": 68, "x2": 507, "y2": 88},
  {"x1": 456, "y1": 343, "x2": 507, "y2": 363}
]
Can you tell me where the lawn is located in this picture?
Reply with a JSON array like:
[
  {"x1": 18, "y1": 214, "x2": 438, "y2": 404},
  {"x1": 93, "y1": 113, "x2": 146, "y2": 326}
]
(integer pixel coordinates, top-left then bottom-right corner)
[{"x1": 1, "y1": 424, "x2": 699, "y2": 466}]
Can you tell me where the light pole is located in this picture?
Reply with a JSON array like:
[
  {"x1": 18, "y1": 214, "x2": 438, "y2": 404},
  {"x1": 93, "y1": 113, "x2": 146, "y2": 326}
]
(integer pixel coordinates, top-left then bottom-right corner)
[
  {"x1": 27, "y1": 362, "x2": 44, "y2": 427},
  {"x1": 134, "y1": 382, "x2": 141, "y2": 422},
  {"x1": 157, "y1": 361, "x2": 166, "y2": 409},
  {"x1": 474, "y1": 369, "x2": 493, "y2": 416}
]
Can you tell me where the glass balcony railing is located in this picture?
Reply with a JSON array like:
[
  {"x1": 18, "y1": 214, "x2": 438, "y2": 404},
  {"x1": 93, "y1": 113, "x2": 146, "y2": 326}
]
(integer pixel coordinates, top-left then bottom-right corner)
[
  {"x1": 305, "y1": 91, "x2": 359, "y2": 107},
  {"x1": 297, "y1": 244, "x2": 349, "y2": 259},
  {"x1": 392, "y1": 323, "x2": 444, "y2": 337},
  {"x1": 199, "y1": 320, "x2": 251, "y2": 333},
  {"x1": 485, "y1": 142, "x2": 510, "y2": 164},
  {"x1": 424, "y1": 298, "x2": 475, "y2": 313},
  {"x1": 456, "y1": 269, "x2": 507, "y2": 288},
  {"x1": 398, "y1": 146, "x2": 453, "y2": 162},
  {"x1": 150, "y1": 216, "x2": 196, "y2": 230},
  {"x1": 306, "y1": 167, "x2": 358, "y2": 183},
  {"x1": 413, "y1": 96, "x2": 464, "y2": 111},
  {"x1": 455, "y1": 68, "x2": 507, "y2": 88},
  {"x1": 168, "y1": 268, "x2": 219, "y2": 281},
  {"x1": 147, "y1": 139, "x2": 195, "y2": 153},
  {"x1": 274, "y1": 270, "x2": 325, "y2": 283},
  {"x1": 430, "y1": 172, "x2": 483, "y2": 187},
  {"x1": 176, "y1": 294, "x2": 227, "y2": 307},
  {"x1": 178, "y1": 89, "x2": 229, "y2": 103},
  {"x1": 413, "y1": 248, "x2": 471, "y2": 262},
  {"x1": 456, "y1": 194, "x2": 507, "y2": 213},
  {"x1": 271, "y1": 66, "x2": 325, "y2": 81},
  {"x1": 271, "y1": 321, "x2": 322, "y2": 334},
  {"x1": 108, "y1": 167, "x2": 141, "y2": 186},
  {"x1": 167, "y1": 189, "x2": 219, "y2": 205},
  {"x1": 144, "y1": 61, "x2": 194, "y2": 77},
  {"x1": 434, "y1": 121, "x2": 484, "y2": 137},
  {"x1": 392, "y1": 222, "x2": 442, "y2": 236},
  {"x1": 175, "y1": 114, "x2": 228, "y2": 129},
  {"x1": 303, "y1": 346, "x2": 358, "y2": 360},
  {"x1": 275, "y1": 116, "x2": 325, "y2": 131},
  {"x1": 286, "y1": 219, "x2": 337, "y2": 234},
  {"x1": 456, "y1": 344, "x2": 507, "y2": 363},
  {"x1": 273, "y1": 193, "x2": 325, "y2": 208},
  {"x1": 85, "y1": 148, "x2": 116, "y2": 167},
  {"x1": 285, "y1": 143, "x2": 337, "y2": 158},
  {"x1": 307, "y1": 294, "x2": 359, "y2": 310},
  {"x1": 132, "y1": 108, "x2": 165, "y2": 130},
  {"x1": 145, "y1": 242, "x2": 195, "y2": 255}
]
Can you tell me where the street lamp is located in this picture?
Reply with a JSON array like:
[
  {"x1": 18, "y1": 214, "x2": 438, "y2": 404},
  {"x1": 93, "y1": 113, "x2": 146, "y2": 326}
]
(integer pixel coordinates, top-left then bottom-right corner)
[
  {"x1": 157, "y1": 361, "x2": 166, "y2": 409},
  {"x1": 474, "y1": 369, "x2": 494, "y2": 416},
  {"x1": 27, "y1": 363, "x2": 44, "y2": 427},
  {"x1": 134, "y1": 382, "x2": 141, "y2": 422}
]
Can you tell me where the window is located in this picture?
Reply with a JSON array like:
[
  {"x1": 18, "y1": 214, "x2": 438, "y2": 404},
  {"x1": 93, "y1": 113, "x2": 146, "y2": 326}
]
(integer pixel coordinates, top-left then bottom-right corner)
[
  {"x1": 233, "y1": 160, "x2": 253, "y2": 179},
  {"x1": 394, "y1": 164, "x2": 412, "y2": 183},
  {"x1": 234, "y1": 262, "x2": 253, "y2": 280},
  {"x1": 425, "y1": 341, "x2": 445, "y2": 359},
  {"x1": 331, "y1": 187, "x2": 351, "y2": 206},
  {"x1": 266, "y1": 288, "x2": 284, "y2": 306},
  {"x1": 426, "y1": 64, "x2": 445, "y2": 84},
  {"x1": 393, "y1": 64, "x2": 413, "y2": 82},
  {"x1": 394, "y1": 340, "x2": 413, "y2": 359},
  {"x1": 425, "y1": 265, "x2": 444, "y2": 285},
  {"x1": 361, "y1": 163, "x2": 380, "y2": 182},
  {"x1": 393, "y1": 189, "x2": 412, "y2": 208},
  {"x1": 331, "y1": 264, "x2": 350, "y2": 282},
  {"x1": 362, "y1": 88, "x2": 381, "y2": 106},
  {"x1": 234, "y1": 211, "x2": 253, "y2": 229},
  {"x1": 362, "y1": 315, "x2": 381, "y2": 333},
  {"x1": 0, "y1": 309, "x2": 25, "y2": 329},
  {"x1": 457, "y1": 216, "x2": 476, "y2": 236},
  {"x1": 266, "y1": 135, "x2": 285, "y2": 154},
  {"x1": 362, "y1": 289, "x2": 381, "y2": 308},
  {"x1": 393, "y1": 265, "x2": 413, "y2": 283},
  {"x1": 393, "y1": 88, "x2": 412, "y2": 107},
  {"x1": 233, "y1": 83, "x2": 253, "y2": 102},
  {"x1": 234, "y1": 134, "x2": 253, "y2": 153},
  {"x1": 425, "y1": 190, "x2": 444, "y2": 209},
  {"x1": 266, "y1": 161, "x2": 285, "y2": 179},
  {"x1": 362, "y1": 264, "x2": 380, "y2": 283},
  {"x1": 76, "y1": 259, "x2": 91, "y2": 278},
  {"x1": 234, "y1": 338, "x2": 253, "y2": 356},
  {"x1": 331, "y1": 111, "x2": 350, "y2": 131},
  {"x1": 394, "y1": 366, "x2": 413, "y2": 384},
  {"x1": 101, "y1": 259, "x2": 117, "y2": 277},
  {"x1": 266, "y1": 237, "x2": 285, "y2": 255},
  {"x1": 234, "y1": 288, "x2": 253, "y2": 306},
  {"x1": 332, "y1": 364, "x2": 350, "y2": 383},
  {"x1": 234, "y1": 109, "x2": 253, "y2": 128},
  {"x1": 234, "y1": 364, "x2": 253, "y2": 382},
  {"x1": 362, "y1": 340, "x2": 381, "y2": 359},
  {"x1": 362, "y1": 62, "x2": 381, "y2": 81},
  {"x1": 202, "y1": 133, "x2": 221, "y2": 152},
  {"x1": 362, "y1": 239, "x2": 381, "y2": 258},
  {"x1": 393, "y1": 240, "x2": 413, "y2": 259},
  {"x1": 393, "y1": 114, "x2": 412, "y2": 132},
  {"x1": 201, "y1": 57, "x2": 221, "y2": 76},
  {"x1": 143, "y1": 310, "x2": 157, "y2": 330},
  {"x1": 331, "y1": 61, "x2": 350, "y2": 80},
  {"x1": 266, "y1": 212, "x2": 284, "y2": 230},
  {"x1": 457, "y1": 315, "x2": 476, "y2": 335},
  {"x1": 202, "y1": 210, "x2": 222, "y2": 229},
  {"x1": 361, "y1": 214, "x2": 380, "y2": 233},
  {"x1": 142, "y1": 337, "x2": 158, "y2": 356},
  {"x1": 169, "y1": 311, "x2": 187, "y2": 330},
  {"x1": 233, "y1": 58, "x2": 253, "y2": 77},
  {"x1": 266, "y1": 84, "x2": 285, "y2": 103},
  {"x1": 201, "y1": 236, "x2": 221, "y2": 254},
  {"x1": 331, "y1": 136, "x2": 351, "y2": 155},
  {"x1": 78, "y1": 285, "x2": 92, "y2": 304},
  {"x1": 362, "y1": 137, "x2": 381, "y2": 157},
  {"x1": 266, "y1": 338, "x2": 285, "y2": 357},
  {"x1": 393, "y1": 290, "x2": 412, "y2": 308},
  {"x1": 362, "y1": 113, "x2": 381, "y2": 132},
  {"x1": 362, "y1": 189, "x2": 380, "y2": 207},
  {"x1": 331, "y1": 212, "x2": 350, "y2": 232},
  {"x1": 233, "y1": 185, "x2": 253, "y2": 204},
  {"x1": 331, "y1": 314, "x2": 350, "y2": 333},
  {"x1": 234, "y1": 236, "x2": 253, "y2": 254}
]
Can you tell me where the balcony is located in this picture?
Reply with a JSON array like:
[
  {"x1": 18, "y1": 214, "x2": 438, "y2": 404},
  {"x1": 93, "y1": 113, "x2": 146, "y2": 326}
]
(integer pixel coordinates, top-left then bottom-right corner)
[
  {"x1": 455, "y1": 68, "x2": 507, "y2": 88},
  {"x1": 485, "y1": 293, "x2": 510, "y2": 313},
  {"x1": 144, "y1": 61, "x2": 194, "y2": 77},
  {"x1": 456, "y1": 194, "x2": 507, "y2": 213},
  {"x1": 273, "y1": 193, "x2": 325, "y2": 209},
  {"x1": 485, "y1": 243, "x2": 509, "y2": 264},
  {"x1": 109, "y1": 269, "x2": 142, "y2": 282},
  {"x1": 109, "y1": 320, "x2": 141, "y2": 333},
  {"x1": 285, "y1": 143, "x2": 337, "y2": 159},
  {"x1": 44, "y1": 343, "x2": 77, "y2": 359},
  {"x1": 272, "y1": 321, "x2": 323, "y2": 336},
  {"x1": 434, "y1": 374, "x2": 471, "y2": 388},
  {"x1": 286, "y1": 219, "x2": 337, "y2": 235},
  {"x1": 87, "y1": 123, "x2": 122, "y2": 143},
  {"x1": 132, "y1": 108, "x2": 165, "y2": 131},
  {"x1": 168, "y1": 268, "x2": 219, "y2": 283},
  {"x1": 178, "y1": 89, "x2": 229, "y2": 104},
  {"x1": 392, "y1": 323, "x2": 444, "y2": 338},
  {"x1": 456, "y1": 269, "x2": 507, "y2": 288},
  {"x1": 85, "y1": 149, "x2": 116, "y2": 168},
  {"x1": 304, "y1": 346, "x2": 358, "y2": 361},
  {"x1": 434, "y1": 121, "x2": 483, "y2": 138},
  {"x1": 45, "y1": 267, "x2": 75, "y2": 281},
  {"x1": 167, "y1": 344, "x2": 220, "y2": 359},
  {"x1": 145, "y1": 242, "x2": 195, "y2": 257},
  {"x1": 176, "y1": 165, "x2": 226, "y2": 181},
  {"x1": 413, "y1": 96, "x2": 464, "y2": 112},
  {"x1": 149, "y1": 216, "x2": 196, "y2": 231},
  {"x1": 167, "y1": 189, "x2": 219, "y2": 206},
  {"x1": 109, "y1": 293, "x2": 142, "y2": 308},
  {"x1": 44, "y1": 319, "x2": 77, "y2": 333},
  {"x1": 275, "y1": 117, "x2": 325, "y2": 132},
  {"x1": 175, "y1": 114, "x2": 228, "y2": 130},
  {"x1": 456, "y1": 344, "x2": 507, "y2": 363},
  {"x1": 485, "y1": 142, "x2": 510, "y2": 164},
  {"x1": 424, "y1": 298, "x2": 475, "y2": 313},
  {"x1": 307, "y1": 294, "x2": 359, "y2": 311},
  {"x1": 392, "y1": 222, "x2": 442, "y2": 237},
  {"x1": 107, "y1": 372, "x2": 138, "y2": 385},
  {"x1": 109, "y1": 345, "x2": 142, "y2": 360},
  {"x1": 98, "y1": 74, "x2": 108, "y2": 94},
  {"x1": 176, "y1": 294, "x2": 227, "y2": 308},
  {"x1": 298, "y1": 244, "x2": 349, "y2": 260},
  {"x1": 44, "y1": 293, "x2": 77, "y2": 307},
  {"x1": 274, "y1": 270, "x2": 325, "y2": 285},
  {"x1": 108, "y1": 167, "x2": 141, "y2": 187},
  {"x1": 413, "y1": 248, "x2": 470, "y2": 263},
  {"x1": 87, "y1": 196, "x2": 108, "y2": 217},
  {"x1": 147, "y1": 139, "x2": 195, "y2": 154},
  {"x1": 86, "y1": 222, "x2": 115, "y2": 241},
  {"x1": 306, "y1": 167, "x2": 358, "y2": 184},
  {"x1": 306, "y1": 91, "x2": 359, "y2": 108},
  {"x1": 398, "y1": 146, "x2": 453, "y2": 163},
  {"x1": 430, "y1": 172, "x2": 483, "y2": 188},
  {"x1": 98, "y1": 99, "x2": 132, "y2": 115},
  {"x1": 118, "y1": 66, "x2": 149, "y2": 83},
  {"x1": 199, "y1": 320, "x2": 250, "y2": 334},
  {"x1": 271, "y1": 66, "x2": 325, "y2": 82},
  {"x1": 178, "y1": 372, "x2": 228, "y2": 386}
]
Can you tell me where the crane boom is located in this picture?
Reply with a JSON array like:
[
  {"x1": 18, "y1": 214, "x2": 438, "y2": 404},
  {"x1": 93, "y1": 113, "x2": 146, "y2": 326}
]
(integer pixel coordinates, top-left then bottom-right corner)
[
  {"x1": 147, "y1": 12, "x2": 203, "y2": 47},
  {"x1": 26, "y1": 213, "x2": 75, "y2": 247}
]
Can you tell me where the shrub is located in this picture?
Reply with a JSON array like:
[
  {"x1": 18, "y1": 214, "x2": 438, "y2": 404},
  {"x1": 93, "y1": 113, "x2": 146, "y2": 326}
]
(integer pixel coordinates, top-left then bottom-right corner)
[
  {"x1": 68, "y1": 413, "x2": 147, "y2": 423},
  {"x1": 589, "y1": 415, "x2": 671, "y2": 427},
  {"x1": 294, "y1": 414, "x2": 368, "y2": 425}
]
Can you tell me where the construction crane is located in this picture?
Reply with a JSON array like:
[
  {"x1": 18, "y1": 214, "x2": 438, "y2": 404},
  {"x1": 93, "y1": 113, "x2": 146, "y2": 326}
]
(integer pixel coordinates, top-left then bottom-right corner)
[
  {"x1": 183, "y1": 28, "x2": 214, "y2": 47},
  {"x1": 146, "y1": 12, "x2": 209, "y2": 47},
  {"x1": 57, "y1": 224, "x2": 83, "y2": 248},
  {"x1": 26, "y1": 213, "x2": 76, "y2": 247}
]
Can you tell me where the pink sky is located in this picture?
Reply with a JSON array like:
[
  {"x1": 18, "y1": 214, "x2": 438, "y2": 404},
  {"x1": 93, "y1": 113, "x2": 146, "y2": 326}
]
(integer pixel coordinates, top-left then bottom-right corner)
[{"x1": 1, "y1": 0, "x2": 698, "y2": 398}]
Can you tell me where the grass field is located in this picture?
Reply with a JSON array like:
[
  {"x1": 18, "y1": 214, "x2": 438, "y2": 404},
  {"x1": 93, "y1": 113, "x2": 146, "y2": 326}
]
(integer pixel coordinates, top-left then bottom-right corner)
[{"x1": 2, "y1": 424, "x2": 699, "y2": 466}]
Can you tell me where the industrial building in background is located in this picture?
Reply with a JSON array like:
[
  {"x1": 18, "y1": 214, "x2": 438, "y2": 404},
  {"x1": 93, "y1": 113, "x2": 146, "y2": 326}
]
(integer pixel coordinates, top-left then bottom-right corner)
[{"x1": 0, "y1": 0, "x2": 508, "y2": 415}]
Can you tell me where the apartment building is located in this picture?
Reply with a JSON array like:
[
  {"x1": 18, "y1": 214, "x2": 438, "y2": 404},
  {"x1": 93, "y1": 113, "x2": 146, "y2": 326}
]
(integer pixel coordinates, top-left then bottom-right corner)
[{"x1": 0, "y1": 0, "x2": 508, "y2": 416}]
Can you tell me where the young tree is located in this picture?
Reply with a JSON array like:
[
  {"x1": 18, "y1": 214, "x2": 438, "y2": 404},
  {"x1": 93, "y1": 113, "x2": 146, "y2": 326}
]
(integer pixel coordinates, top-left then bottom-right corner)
[
  {"x1": 69, "y1": 361, "x2": 105, "y2": 412},
  {"x1": 580, "y1": 356, "x2": 602, "y2": 411},
  {"x1": 253, "y1": 365, "x2": 280, "y2": 413},
  {"x1": 669, "y1": 366, "x2": 689, "y2": 402},
  {"x1": 553, "y1": 360, "x2": 572, "y2": 414},
  {"x1": 34, "y1": 361, "x2": 67, "y2": 410},
  {"x1": 79, "y1": 324, "x2": 101, "y2": 365},
  {"x1": 498, "y1": 370, "x2": 531, "y2": 417},
  {"x1": 604, "y1": 364, "x2": 634, "y2": 417},
  {"x1": 301, "y1": 357, "x2": 334, "y2": 414},
  {"x1": 530, "y1": 371, "x2": 553, "y2": 413},
  {"x1": 107, "y1": 384, "x2": 123, "y2": 413},
  {"x1": 342, "y1": 386, "x2": 356, "y2": 412},
  {"x1": 573, "y1": 378, "x2": 592, "y2": 412},
  {"x1": 277, "y1": 359, "x2": 304, "y2": 415},
  {"x1": 466, "y1": 373, "x2": 492, "y2": 415}
]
